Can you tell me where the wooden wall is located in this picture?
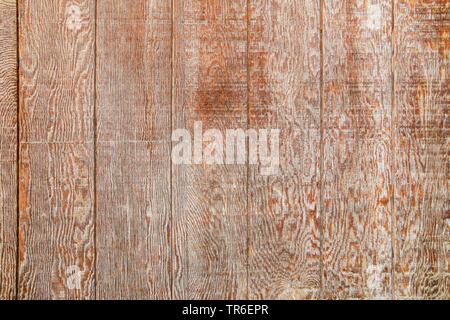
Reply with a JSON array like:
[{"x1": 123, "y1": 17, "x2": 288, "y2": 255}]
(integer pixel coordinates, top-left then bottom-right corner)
[{"x1": 0, "y1": 0, "x2": 447, "y2": 299}]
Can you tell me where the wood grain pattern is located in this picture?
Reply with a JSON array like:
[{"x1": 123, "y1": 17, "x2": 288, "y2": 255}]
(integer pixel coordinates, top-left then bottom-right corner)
[
  {"x1": 96, "y1": 0, "x2": 172, "y2": 299},
  {"x1": 322, "y1": 0, "x2": 393, "y2": 299},
  {"x1": 6, "y1": 0, "x2": 448, "y2": 300},
  {"x1": 393, "y1": 0, "x2": 449, "y2": 299},
  {"x1": 172, "y1": 0, "x2": 248, "y2": 299},
  {"x1": 18, "y1": 0, "x2": 95, "y2": 299},
  {"x1": 0, "y1": 0, "x2": 17, "y2": 300},
  {"x1": 248, "y1": 0, "x2": 321, "y2": 299}
]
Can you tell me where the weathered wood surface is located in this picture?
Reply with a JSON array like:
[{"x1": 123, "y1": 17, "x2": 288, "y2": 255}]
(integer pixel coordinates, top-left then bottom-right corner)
[
  {"x1": 96, "y1": 0, "x2": 172, "y2": 299},
  {"x1": 322, "y1": 0, "x2": 393, "y2": 299},
  {"x1": 248, "y1": 0, "x2": 321, "y2": 299},
  {"x1": 0, "y1": 0, "x2": 447, "y2": 300},
  {"x1": 172, "y1": 0, "x2": 248, "y2": 299},
  {"x1": 0, "y1": 0, "x2": 17, "y2": 300},
  {"x1": 393, "y1": 0, "x2": 449, "y2": 299},
  {"x1": 18, "y1": 0, "x2": 95, "y2": 299}
]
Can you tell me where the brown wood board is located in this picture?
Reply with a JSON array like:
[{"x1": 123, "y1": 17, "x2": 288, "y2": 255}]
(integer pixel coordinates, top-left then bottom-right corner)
[{"x1": 0, "y1": 0, "x2": 445, "y2": 300}]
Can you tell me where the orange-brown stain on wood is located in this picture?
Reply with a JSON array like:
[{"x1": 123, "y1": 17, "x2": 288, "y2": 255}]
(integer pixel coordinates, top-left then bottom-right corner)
[{"x1": 195, "y1": 15, "x2": 247, "y2": 127}]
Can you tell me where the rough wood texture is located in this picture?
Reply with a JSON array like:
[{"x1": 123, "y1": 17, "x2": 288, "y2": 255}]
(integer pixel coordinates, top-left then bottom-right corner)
[
  {"x1": 172, "y1": 0, "x2": 248, "y2": 299},
  {"x1": 6, "y1": 0, "x2": 449, "y2": 301},
  {"x1": 0, "y1": 0, "x2": 17, "y2": 300},
  {"x1": 18, "y1": 0, "x2": 95, "y2": 299},
  {"x1": 96, "y1": 0, "x2": 172, "y2": 299},
  {"x1": 248, "y1": 0, "x2": 321, "y2": 299},
  {"x1": 393, "y1": 0, "x2": 449, "y2": 299},
  {"x1": 322, "y1": 0, "x2": 393, "y2": 299}
]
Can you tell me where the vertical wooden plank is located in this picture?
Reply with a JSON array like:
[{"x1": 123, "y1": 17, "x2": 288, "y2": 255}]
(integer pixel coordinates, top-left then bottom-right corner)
[
  {"x1": 248, "y1": 0, "x2": 321, "y2": 299},
  {"x1": 18, "y1": 0, "x2": 95, "y2": 299},
  {"x1": 96, "y1": 0, "x2": 172, "y2": 299},
  {"x1": 172, "y1": 0, "x2": 248, "y2": 299},
  {"x1": 0, "y1": 0, "x2": 17, "y2": 300},
  {"x1": 322, "y1": 1, "x2": 393, "y2": 299},
  {"x1": 393, "y1": 0, "x2": 449, "y2": 299}
]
